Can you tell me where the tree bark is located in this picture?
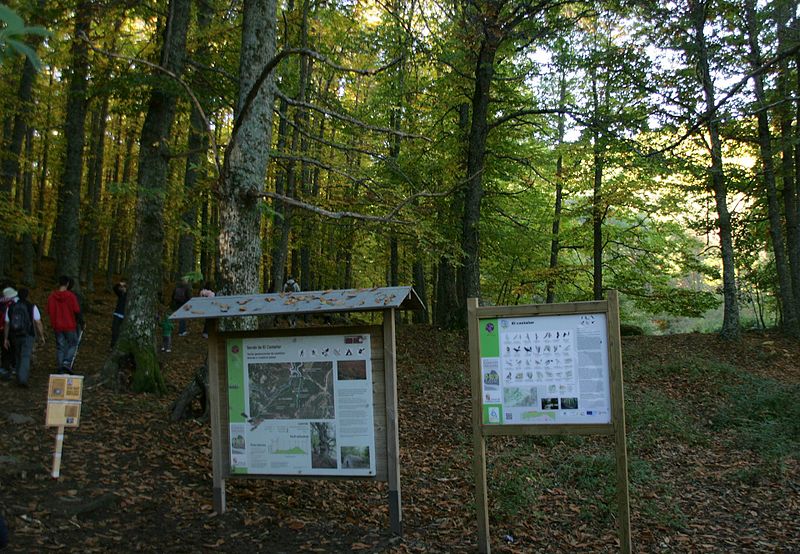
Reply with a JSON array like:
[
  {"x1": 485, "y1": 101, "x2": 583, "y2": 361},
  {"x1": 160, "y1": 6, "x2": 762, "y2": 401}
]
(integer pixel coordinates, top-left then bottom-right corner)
[
  {"x1": 21, "y1": 125, "x2": 35, "y2": 286},
  {"x1": 177, "y1": 0, "x2": 213, "y2": 281},
  {"x1": 103, "y1": 0, "x2": 192, "y2": 392},
  {"x1": 412, "y1": 258, "x2": 428, "y2": 323},
  {"x1": 462, "y1": 33, "x2": 497, "y2": 310},
  {"x1": 744, "y1": 0, "x2": 798, "y2": 334},
  {"x1": 689, "y1": 0, "x2": 740, "y2": 339},
  {"x1": 0, "y1": 57, "x2": 39, "y2": 277},
  {"x1": 547, "y1": 71, "x2": 567, "y2": 304},
  {"x1": 776, "y1": 0, "x2": 800, "y2": 320},
  {"x1": 218, "y1": 0, "x2": 279, "y2": 313},
  {"x1": 54, "y1": 0, "x2": 92, "y2": 282},
  {"x1": 590, "y1": 65, "x2": 605, "y2": 301},
  {"x1": 36, "y1": 70, "x2": 54, "y2": 266},
  {"x1": 269, "y1": 97, "x2": 292, "y2": 292},
  {"x1": 81, "y1": 98, "x2": 109, "y2": 292}
]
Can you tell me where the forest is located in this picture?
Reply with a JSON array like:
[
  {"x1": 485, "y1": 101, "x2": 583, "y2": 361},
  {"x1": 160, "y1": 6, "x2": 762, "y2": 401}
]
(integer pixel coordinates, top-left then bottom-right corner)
[
  {"x1": 2, "y1": 2, "x2": 800, "y2": 551},
  {"x1": 2, "y1": 0, "x2": 800, "y2": 390}
]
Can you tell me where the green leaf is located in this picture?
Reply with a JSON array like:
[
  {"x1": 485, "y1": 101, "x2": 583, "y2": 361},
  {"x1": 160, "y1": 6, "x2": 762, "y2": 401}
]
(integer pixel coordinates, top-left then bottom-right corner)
[{"x1": 5, "y1": 38, "x2": 42, "y2": 71}]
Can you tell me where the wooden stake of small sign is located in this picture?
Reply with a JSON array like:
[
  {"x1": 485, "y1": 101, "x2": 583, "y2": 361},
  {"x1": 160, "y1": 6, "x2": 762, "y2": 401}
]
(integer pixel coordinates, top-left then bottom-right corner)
[
  {"x1": 45, "y1": 374, "x2": 84, "y2": 479},
  {"x1": 52, "y1": 426, "x2": 65, "y2": 478}
]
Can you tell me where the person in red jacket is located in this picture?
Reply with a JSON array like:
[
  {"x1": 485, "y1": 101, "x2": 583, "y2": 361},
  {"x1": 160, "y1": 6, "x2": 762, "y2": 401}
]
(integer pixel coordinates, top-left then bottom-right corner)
[{"x1": 47, "y1": 275, "x2": 82, "y2": 373}]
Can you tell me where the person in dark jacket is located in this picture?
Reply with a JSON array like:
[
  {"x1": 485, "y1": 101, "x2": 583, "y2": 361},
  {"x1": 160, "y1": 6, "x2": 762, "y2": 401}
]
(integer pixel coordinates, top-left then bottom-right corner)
[
  {"x1": 3, "y1": 287, "x2": 45, "y2": 387},
  {"x1": 47, "y1": 276, "x2": 82, "y2": 373},
  {"x1": 111, "y1": 280, "x2": 127, "y2": 348},
  {"x1": 171, "y1": 279, "x2": 192, "y2": 336},
  {"x1": 0, "y1": 512, "x2": 8, "y2": 548}
]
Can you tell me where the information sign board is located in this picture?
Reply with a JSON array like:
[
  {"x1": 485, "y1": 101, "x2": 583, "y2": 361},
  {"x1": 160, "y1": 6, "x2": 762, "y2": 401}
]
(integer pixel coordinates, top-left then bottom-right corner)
[
  {"x1": 478, "y1": 313, "x2": 611, "y2": 425},
  {"x1": 46, "y1": 374, "x2": 84, "y2": 427},
  {"x1": 225, "y1": 334, "x2": 376, "y2": 476}
]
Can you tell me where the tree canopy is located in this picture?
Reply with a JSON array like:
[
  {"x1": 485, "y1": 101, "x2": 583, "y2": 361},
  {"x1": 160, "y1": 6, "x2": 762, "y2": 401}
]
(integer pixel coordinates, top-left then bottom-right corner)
[{"x1": 2, "y1": 0, "x2": 800, "y2": 390}]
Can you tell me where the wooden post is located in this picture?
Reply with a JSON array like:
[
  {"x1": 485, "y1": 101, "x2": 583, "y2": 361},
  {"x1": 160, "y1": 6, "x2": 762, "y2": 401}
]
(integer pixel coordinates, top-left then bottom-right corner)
[
  {"x1": 468, "y1": 298, "x2": 491, "y2": 553},
  {"x1": 383, "y1": 308, "x2": 403, "y2": 536},
  {"x1": 51, "y1": 425, "x2": 65, "y2": 478},
  {"x1": 208, "y1": 319, "x2": 226, "y2": 513},
  {"x1": 607, "y1": 290, "x2": 631, "y2": 553}
]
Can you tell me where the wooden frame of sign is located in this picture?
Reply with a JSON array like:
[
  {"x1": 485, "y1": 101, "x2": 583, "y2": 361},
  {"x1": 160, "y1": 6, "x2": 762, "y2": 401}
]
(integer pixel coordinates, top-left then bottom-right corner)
[
  {"x1": 467, "y1": 291, "x2": 630, "y2": 554},
  {"x1": 206, "y1": 309, "x2": 402, "y2": 536}
]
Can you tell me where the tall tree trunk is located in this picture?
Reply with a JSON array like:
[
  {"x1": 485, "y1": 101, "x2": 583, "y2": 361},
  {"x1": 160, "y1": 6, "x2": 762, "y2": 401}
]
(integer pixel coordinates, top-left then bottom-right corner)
[
  {"x1": 81, "y1": 98, "x2": 109, "y2": 292},
  {"x1": 389, "y1": 237, "x2": 399, "y2": 286},
  {"x1": 218, "y1": 0, "x2": 279, "y2": 310},
  {"x1": 105, "y1": 115, "x2": 124, "y2": 288},
  {"x1": 689, "y1": 0, "x2": 740, "y2": 339},
  {"x1": 103, "y1": 0, "x2": 192, "y2": 392},
  {"x1": 177, "y1": 0, "x2": 213, "y2": 280},
  {"x1": 21, "y1": 125, "x2": 35, "y2": 285},
  {"x1": 0, "y1": 0, "x2": 46, "y2": 277},
  {"x1": 36, "y1": 70, "x2": 54, "y2": 266},
  {"x1": 591, "y1": 66, "x2": 604, "y2": 301},
  {"x1": 269, "y1": 97, "x2": 292, "y2": 292},
  {"x1": 106, "y1": 130, "x2": 136, "y2": 282},
  {"x1": 461, "y1": 36, "x2": 497, "y2": 314},
  {"x1": 547, "y1": 72, "x2": 567, "y2": 304},
  {"x1": 411, "y1": 259, "x2": 428, "y2": 324},
  {"x1": 54, "y1": 0, "x2": 92, "y2": 282},
  {"x1": 435, "y1": 103, "x2": 468, "y2": 328},
  {"x1": 0, "y1": 57, "x2": 39, "y2": 277},
  {"x1": 776, "y1": 0, "x2": 800, "y2": 319},
  {"x1": 434, "y1": 256, "x2": 460, "y2": 328},
  {"x1": 744, "y1": 0, "x2": 798, "y2": 334}
]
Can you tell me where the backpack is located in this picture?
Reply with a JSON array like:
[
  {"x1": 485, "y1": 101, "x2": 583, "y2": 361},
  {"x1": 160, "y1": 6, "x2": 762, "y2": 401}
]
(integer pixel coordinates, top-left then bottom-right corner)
[{"x1": 8, "y1": 301, "x2": 32, "y2": 336}]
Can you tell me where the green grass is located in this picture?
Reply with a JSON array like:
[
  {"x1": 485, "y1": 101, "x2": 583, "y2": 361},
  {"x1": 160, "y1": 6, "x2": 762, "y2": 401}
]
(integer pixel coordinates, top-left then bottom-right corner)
[
  {"x1": 632, "y1": 356, "x2": 738, "y2": 383},
  {"x1": 489, "y1": 447, "x2": 689, "y2": 529},
  {"x1": 711, "y1": 374, "x2": 800, "y2": 464},
  {"x1": 625, "y1": 387, "x2": 704, "y2": 452}
]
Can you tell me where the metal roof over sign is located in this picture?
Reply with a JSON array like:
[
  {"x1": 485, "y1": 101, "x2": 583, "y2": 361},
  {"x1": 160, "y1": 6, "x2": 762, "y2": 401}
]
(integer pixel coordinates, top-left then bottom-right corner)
[{"x1": 169, "y1": 286, "x2": 425, "y2": 320}]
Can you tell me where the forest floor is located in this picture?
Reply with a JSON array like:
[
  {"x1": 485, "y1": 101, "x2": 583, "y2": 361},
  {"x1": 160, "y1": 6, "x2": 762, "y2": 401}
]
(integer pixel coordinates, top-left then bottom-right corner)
[{"x1": 1, "y1": 282, "x2": 799, "y2": 553}]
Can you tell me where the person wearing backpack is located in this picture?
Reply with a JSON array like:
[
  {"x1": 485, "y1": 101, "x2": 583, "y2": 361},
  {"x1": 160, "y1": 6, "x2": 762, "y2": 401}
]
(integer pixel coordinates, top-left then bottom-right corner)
[
  {"x1": 47, "y1": 276, "x2": 82, "y2": 373},
  {"x1": 3, "y1": 287, "x2": 44, "y2": 387},
  {"x1": 171, "y1": 279, "x2": 192, "y2": 336},
  {"x1": 0, "y1": 283, "x2": 15, "y2": 380}
]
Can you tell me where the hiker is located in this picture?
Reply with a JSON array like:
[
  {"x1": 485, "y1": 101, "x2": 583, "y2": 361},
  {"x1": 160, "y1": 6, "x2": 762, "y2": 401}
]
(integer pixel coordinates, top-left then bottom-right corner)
[
  {"x1": 3, "y1": 287, "x2": 45, "y2": 387},
  {"x1": 283, "y1": 276, "x2": 301, "y2": 327},
  {"x1": 198, "y1": 282, "x2": 215, "y2": 338},
  {"x1": 160, "y1": 310, "x2": 174, "y2": 353},
  {"x1": 171, "y1": 279, "x2": 192, "y2": 336},
  {"x1": 283, "y1": 275, "x2": 301, "y2": 294},
  {"x1": 111, "y1": 280, "x2": 127, "y2": 347},
  {"x1": 0, "y1": 512, "x2": 7, "y2": 549},
  {"x1": 0, "y1": 282, "x2": 15, "y2": 380},
  {"x1": 47, "y1": 276, "x2": 82, "y2": 373}
]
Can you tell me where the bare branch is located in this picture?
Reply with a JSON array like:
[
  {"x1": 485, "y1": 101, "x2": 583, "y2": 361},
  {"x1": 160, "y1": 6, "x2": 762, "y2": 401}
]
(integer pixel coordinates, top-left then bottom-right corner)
[
  {"x1": 489, "y1": 107, "x2": 585, "y2": 130},
  {"x1": 273, "y1": 106, "x2": 431, "y2": 190},
  {"x1": 274, "y1": 89, "x2": 430, "y2": 141},
  {"x1": 79, "y1": 32, "x2": 223, "y2": 177},
  {"x1": 253, "y1": 191, "x2": 410, "y2": 224},
  {"x1": 226, "y1": 48, "x2": 412, "y2": 179}
]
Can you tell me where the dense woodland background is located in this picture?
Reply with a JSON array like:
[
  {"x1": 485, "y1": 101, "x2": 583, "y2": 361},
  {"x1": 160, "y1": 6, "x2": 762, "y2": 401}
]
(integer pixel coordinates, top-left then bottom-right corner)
[{"x1": 2, "y1": 0, "x2": 800, "y2": 390}]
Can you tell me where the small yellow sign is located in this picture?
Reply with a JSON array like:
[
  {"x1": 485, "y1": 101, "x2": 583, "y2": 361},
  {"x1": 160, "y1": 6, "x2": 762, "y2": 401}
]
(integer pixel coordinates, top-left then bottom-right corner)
[
  {"x1": 46, "y1": 374, "x2": 84, "y2": 427},
  {"x1": 48, "y1": 374, "x2": 83, "y2": 402},
  {"x1": 46, "y1": 401, "x2": 82, "y2": 427}
]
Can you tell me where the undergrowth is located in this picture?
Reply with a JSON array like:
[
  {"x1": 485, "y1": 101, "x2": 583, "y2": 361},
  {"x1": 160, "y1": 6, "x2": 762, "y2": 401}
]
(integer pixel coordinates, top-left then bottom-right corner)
[{"x1": 712, "y1": 374, "x2": 800, "y2": 464}]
